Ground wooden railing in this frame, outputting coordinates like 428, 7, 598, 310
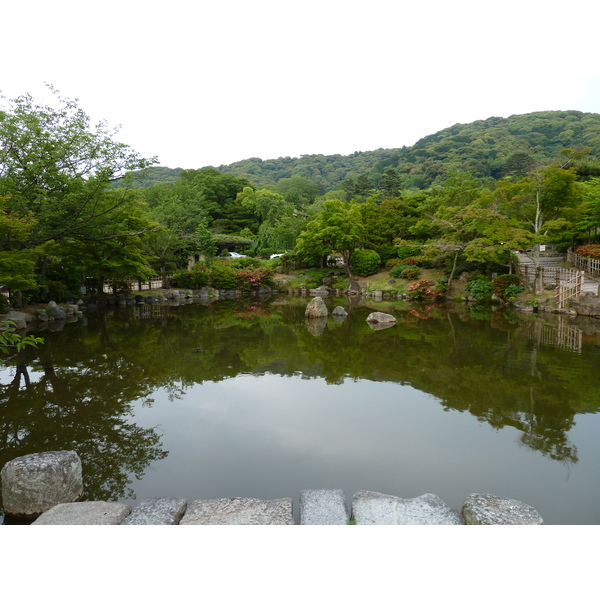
556, 270, 585, 309
514, 263, 584, 308
102, 277, 164, 294
567, 249, 600, 277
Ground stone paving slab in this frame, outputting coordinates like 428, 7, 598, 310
121, 497, 188, 525
461, 493, 543, 525
300, 489, 348, 525
32, 501, 132, 525
180, 497, 295, 525
352, 491, 464, 525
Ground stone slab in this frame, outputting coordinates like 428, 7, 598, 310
352, 491, 463, 525
1, 450, 83, 519
461, 493, 544, 525
300, 489, 348, 525
180, 497, 295, 525
32, 501, 131, 525
121, 497, 188, 525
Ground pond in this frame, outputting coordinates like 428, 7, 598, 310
2, 295, 600, 524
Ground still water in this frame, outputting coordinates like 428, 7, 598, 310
2, 296, 600, 524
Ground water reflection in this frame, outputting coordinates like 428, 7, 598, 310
2, 297, 600, 522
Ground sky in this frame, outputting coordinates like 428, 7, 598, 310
3, 0, 600, 170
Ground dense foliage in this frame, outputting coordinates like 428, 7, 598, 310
3, 88, 600, 306
350, 249, 381, 277
215, 111, 600, 191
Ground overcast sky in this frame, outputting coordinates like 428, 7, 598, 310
3, 0, 599, 169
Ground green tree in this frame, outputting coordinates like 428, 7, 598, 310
0, 87, 157, 297
0, 87, 156, 249
274, 176, 321, 206
295, 199, 364, 275
380, 168, 403, 198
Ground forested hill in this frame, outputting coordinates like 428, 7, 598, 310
134, 110, 600, 191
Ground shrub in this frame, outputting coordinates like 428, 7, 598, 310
235, 266, 274, 291
169, 265, 210, 289
396, 244, 422, 261
406, 279, 441, 301
351, 249, 381, 276
230, 256, 262, 269
492, 274, 524, 300
209, 263, 238, 290
400, 267, 420, 280
465, 277, 493, 301
575, 245, 600, 260
386, 259, 403, 270
389, 264, 404, 278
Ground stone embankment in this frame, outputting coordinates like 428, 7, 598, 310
2, 451, 544, 525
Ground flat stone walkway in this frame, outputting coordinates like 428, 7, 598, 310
29, 490, 543, 525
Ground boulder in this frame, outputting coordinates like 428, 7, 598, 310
1, 450, 84, 520
366, 312, 396, 325
347, 280, 362, 295
180, 497, 295, 525
310, 286, 330, 297
305, 296, 328, 318
121, 497, 188, 525
332, 306, 348, 317
461, 493, 543, 525
300, 489, 348, 525
48, 305, 67, 320
352, 490, 463, 525
32, 501, 131, 525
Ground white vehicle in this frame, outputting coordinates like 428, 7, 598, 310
220, 251, 247, 258
270, 253, 284, 259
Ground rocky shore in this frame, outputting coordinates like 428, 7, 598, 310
2, 451, 544, 525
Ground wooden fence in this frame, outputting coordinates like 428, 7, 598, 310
102, 277, 164, 294
567, 249, 600, 277
515, 263, 584, 308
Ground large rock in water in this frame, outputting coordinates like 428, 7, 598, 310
461, 493, 543, 525
332, 306, 348, 317
1, 450, 84, 520
305, 296, 328, 318
366, 312, 396, 324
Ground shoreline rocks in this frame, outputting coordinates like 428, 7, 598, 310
0, 453, 545, 525
1, 451, 84, 521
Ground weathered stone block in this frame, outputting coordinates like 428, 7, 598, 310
180, 497, 295, 525
352, 491, 463, 525
121, 497, 188, 525
32, 501, 131, 525
300, 489, 348, 525
461, 493, 543, 525
1, 450, 83, 520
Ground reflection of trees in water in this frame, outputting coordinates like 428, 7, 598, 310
2, 300, 598, 495
0, 341, 167, 503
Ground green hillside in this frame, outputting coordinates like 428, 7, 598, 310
129, 110, 600, 191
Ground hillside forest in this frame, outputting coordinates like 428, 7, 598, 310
3, 87, 600, 307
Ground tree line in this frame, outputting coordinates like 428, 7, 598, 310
2, 88, 600, 307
